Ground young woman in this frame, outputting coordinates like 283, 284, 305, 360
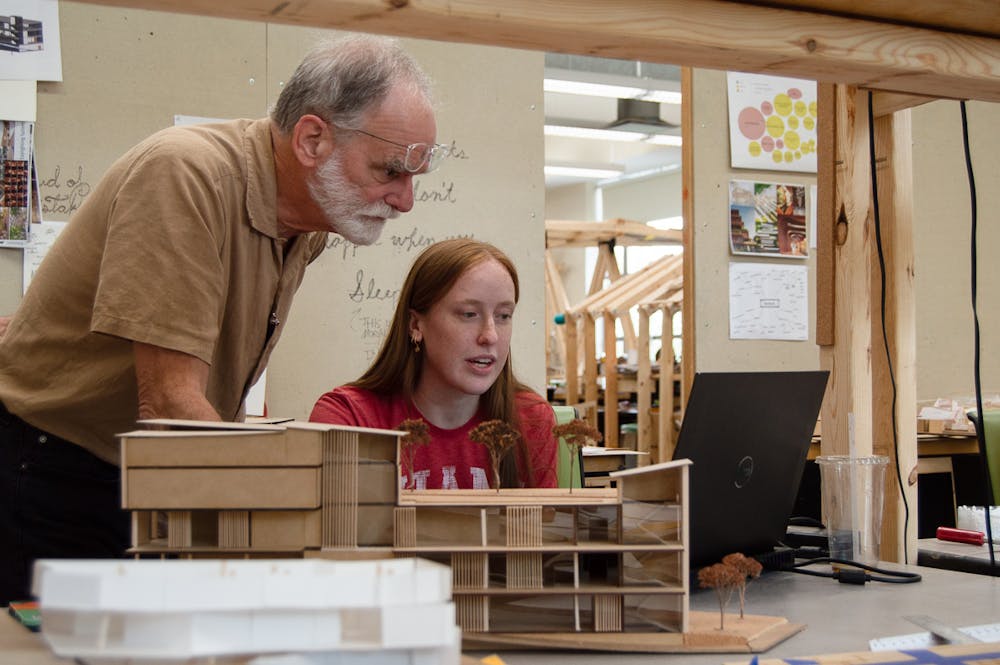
310, 238, 557, 489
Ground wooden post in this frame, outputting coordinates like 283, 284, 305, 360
820, 84, 918, 563
820, 84, 875, 462
659, 303, 677, 463
564, 312, 579, 405
583, 313, 599, 427
544, 250, 569, 380
870, 107, 918, 563
680, 66, 696, 408
603, 311, 619, 448
637, 306, 653, 464
816, 82, 837, 347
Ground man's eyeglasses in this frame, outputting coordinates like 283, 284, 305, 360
352, 128, 447, 174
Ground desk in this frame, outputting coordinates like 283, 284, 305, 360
581, 446, 646, 486
475, 564, 999, 664
808, 433, 980, 460
4, 566, 998, 664
918, 537, 1000, 576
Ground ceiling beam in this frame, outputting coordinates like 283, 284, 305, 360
70, 0, 1000, 102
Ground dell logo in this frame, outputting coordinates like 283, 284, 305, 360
734, 455, 754, 488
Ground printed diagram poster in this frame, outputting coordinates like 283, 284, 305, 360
1, 119, 33, 246
0, 0, 62, 81
729, 262, 808, 341
727, 72, 817, 173
22, 219, 64, 292
730, 179, 808, 257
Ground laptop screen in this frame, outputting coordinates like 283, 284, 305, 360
672, 370, 829, 568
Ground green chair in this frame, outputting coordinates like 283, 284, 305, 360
966, 410, 1000, 505
552, 404, 584, 489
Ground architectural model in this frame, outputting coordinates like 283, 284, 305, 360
110, 419, 796, 652
32, 557, 461, 664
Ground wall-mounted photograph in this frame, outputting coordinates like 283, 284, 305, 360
729, 179, 808, 258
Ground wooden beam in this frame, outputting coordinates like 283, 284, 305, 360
734, 0, 1000, 39
546, 219, 682, 248
870, 91, 938, 118
71, 0, 1000, 102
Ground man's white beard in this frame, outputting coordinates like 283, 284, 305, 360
308, 154, 398, 246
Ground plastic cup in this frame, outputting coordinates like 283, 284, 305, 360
815, 455, 888, 565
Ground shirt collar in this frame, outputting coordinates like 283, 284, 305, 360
244, 118, 280, 239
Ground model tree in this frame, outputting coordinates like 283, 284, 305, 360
697, 562, 744, 630
551, 418, 602, 492
469, 419, 520, 490
397, 418, 430, 490
722, 552, 763, 619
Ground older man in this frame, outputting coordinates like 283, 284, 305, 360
0, 34, 444, 604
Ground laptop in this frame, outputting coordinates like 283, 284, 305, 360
672, 370, 829, 568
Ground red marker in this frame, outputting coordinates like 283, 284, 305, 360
936, 526, 985, 545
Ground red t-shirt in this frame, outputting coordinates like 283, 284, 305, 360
309, 386, 558, 489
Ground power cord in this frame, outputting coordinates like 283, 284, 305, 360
789, 557, 922, 585
759, 546, 921, 584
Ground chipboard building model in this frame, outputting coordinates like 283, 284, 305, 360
113, 420, 695, 651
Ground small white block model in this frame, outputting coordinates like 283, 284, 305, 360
32, 558, 460, 664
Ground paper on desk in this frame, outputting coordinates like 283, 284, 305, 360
918, 406, 956, 420
870, 622, 1000, 651
582, 446, 647, 456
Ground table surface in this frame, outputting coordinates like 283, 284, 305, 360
5, 563, 998, 665
471, 562, 1000, 664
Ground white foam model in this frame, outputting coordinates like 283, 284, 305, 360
32, 558, 460, 664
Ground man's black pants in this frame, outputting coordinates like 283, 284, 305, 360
0, 402, 130, 605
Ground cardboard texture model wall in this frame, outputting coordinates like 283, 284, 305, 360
118, 420, 801, 652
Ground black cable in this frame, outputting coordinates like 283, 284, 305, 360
866, 91, 911, 564
960, 100, 998, 571
789, 556, 922, 584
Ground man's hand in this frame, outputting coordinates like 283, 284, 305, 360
134, 342, 221, 422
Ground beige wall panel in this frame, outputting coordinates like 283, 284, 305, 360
267, 38, 546, 419
10, 3, 546, 423
912, 100, 1000, 402
4, 1, 266, 304
691, 69, 820, 373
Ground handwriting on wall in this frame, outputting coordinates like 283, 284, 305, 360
334, 140, 472, 359
40, 165, 91, 218
327, 214, 476, 360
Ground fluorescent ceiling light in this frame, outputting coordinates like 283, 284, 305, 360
648, 216, 684, 230
545, 165, 624, 179
544, 78, 645, 99
545, 124, 682, 146
544, 78, 681, 105
545, 125, 645, 142
644, 134, 683, 147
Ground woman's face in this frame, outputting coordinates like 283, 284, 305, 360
410, 258, 516, 402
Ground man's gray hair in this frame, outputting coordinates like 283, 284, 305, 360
270, 34, 432, 135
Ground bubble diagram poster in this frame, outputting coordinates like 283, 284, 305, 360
727, 72, 817, 173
